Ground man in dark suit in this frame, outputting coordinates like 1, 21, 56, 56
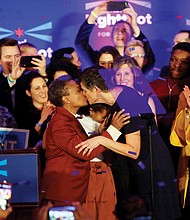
0, 38, 24, 114
41, 75, 124, 206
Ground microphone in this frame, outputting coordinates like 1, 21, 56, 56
138, 113, 155, 120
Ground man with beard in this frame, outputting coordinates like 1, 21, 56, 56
0, 38, 24, 114
150, 42, 190, 174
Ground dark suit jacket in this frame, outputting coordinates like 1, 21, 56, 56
41, 107, 111, 205
0, 73, 14, 114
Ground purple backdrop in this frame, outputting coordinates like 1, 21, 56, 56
0, 0, 189, 80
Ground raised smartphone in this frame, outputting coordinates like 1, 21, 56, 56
0, 181, 12, 210
20, 55, 42, 67
48, 206, 76, 220
107, 1, 129, 11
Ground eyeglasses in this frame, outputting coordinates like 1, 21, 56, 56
130, 54, 145, 58
170, 56, 190, 65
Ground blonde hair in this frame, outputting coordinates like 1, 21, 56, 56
112, 55, 143, 88
125, 39, 144, 48
19, 42, 37, 55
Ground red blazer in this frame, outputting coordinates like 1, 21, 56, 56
41, 107, 111, 205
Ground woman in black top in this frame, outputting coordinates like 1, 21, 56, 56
16, 71, 55, 148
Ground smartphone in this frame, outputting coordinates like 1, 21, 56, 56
0, 181, 12, 210
20, 55, 42, 68
48, 206, 76, 220
107, 1, 129, 11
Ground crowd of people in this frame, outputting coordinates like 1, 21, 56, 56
0, 1, 190, 220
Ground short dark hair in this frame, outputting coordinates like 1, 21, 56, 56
172, 42, 190, 54
48, 75, 72, 107
79, 67, 110, 92
47, 60, 81, 84
90, 103, 111, 113
77, 103, 111, 116
24, 71, 46, 92
50, 47, 75, 63
96, 46, 120, 65
0, 38, 20, 57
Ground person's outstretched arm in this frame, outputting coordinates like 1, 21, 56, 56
75, 2, 107, 64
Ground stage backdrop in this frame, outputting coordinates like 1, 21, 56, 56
0, 0, 189, 80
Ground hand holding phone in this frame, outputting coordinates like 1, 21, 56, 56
20, 56, 42, 68
48, 206, 76, 220
0, 181, 12, 211
107, 1, 129, 11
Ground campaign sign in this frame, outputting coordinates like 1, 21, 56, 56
0, 128, 29, 150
